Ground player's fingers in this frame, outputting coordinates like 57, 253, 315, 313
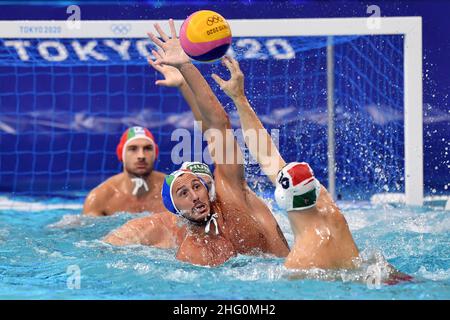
155, 80, 168, 86
154, 23, 170, 41
147, 57, 163, 71
147, 32, 165, 48
169, 19, 177, 39
211, 73, 226, 87
230, 56, 241, 72
152, 49, 162, 60
222, 56, 235, 73
157, 48, 166, 58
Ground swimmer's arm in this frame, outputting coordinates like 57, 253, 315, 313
149, 20, 244, 183
179, 81, 204, 128
82, 190, 106, 216
212, 57, 286, 185
284, 235, 322, 270
181, 63, 244, 183
103, 217, 161, 246
176, 240, 212, 266
180, 63, 245, 183
147, 54, 204, 129
232, 94, 286, 185
268, 223, 290, 257
103, 227, 136, 246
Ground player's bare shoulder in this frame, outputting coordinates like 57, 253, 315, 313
82, 173, 122, 216
95, 173, 123, 196
151, 170, 166, 183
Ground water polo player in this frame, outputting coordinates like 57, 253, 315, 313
102, 162, 214, 248
161, 168, 236, 266
211, 55, 414, 284
211, 56, 362, 269
147, 19, 290, 258
82, 126, 168, 216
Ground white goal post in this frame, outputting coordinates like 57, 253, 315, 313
0, 17, 423, 205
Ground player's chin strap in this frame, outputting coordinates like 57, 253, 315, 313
181, 211, 219, 235
131, 177, 149, 195
204, 213, 219, 235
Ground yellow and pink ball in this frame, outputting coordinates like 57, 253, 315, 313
179, 10, 232, 62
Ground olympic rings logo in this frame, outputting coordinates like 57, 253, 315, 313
110, 24, 131, 35
206, 15, 223, 26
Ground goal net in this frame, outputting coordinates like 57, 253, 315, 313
0, 18, 423, 205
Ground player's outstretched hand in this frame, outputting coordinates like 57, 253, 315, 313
147, 19, 191, 68
147, 49, 185, 87
212, 56, 245, 100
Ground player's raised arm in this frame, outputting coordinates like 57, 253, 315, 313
212, 56, 286, 185
148, 19, 244, 184
147, 50, 204, 130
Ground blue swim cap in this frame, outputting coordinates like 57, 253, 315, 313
161, 169, 209, 215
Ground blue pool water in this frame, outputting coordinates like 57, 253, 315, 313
0, 194, 449, 300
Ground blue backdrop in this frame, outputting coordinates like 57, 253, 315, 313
0, 0, 448, 199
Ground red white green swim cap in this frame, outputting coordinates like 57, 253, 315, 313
275, 162, 321, 211
116, 126, 159, 162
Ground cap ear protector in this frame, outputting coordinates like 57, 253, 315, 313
274, 162, 321, 211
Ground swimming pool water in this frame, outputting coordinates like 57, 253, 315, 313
0, 194, 449, 300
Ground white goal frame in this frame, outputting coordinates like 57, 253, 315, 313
0, 17, 423, 205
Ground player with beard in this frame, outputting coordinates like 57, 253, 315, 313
161, 169, 236, 266
83, 126, 167, 217
103, 21, 290, 256
145, 19, 290, 259
83, 127, 186, 249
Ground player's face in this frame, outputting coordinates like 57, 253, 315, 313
172, 174, 211, 222
124, 138, 155, 177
